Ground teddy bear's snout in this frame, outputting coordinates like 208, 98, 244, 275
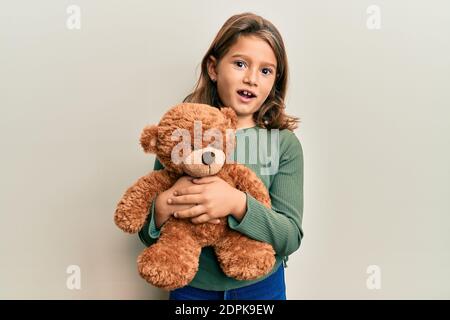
202, 151, 215, 165
181, 146, 226, 177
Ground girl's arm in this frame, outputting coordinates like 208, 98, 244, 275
138, 158, 167, 246
138, 159, 217, 246
227, 132, 304, 258
171, 131, 304, 258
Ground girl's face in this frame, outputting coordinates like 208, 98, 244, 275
207, 35, 277, 127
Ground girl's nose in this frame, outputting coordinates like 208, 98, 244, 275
244, 70, 258, 86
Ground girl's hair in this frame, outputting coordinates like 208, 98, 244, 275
183, 12, 299, 131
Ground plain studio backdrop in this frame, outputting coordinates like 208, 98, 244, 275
1, 0, 449, 299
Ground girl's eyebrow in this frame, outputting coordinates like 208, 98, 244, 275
231, 53, 277, 69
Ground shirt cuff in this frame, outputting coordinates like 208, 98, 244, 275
148, 198, 161, 239
227, 192, 270, 239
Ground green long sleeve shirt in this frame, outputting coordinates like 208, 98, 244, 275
138, 125, 304, 291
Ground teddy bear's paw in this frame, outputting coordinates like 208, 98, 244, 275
114, 211, 146, 234
218, 242, 276, 281
137, 243, 201, 291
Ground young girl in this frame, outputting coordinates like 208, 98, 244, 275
139, 12, 304, 300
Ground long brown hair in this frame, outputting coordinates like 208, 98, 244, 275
183, 12, 299, 131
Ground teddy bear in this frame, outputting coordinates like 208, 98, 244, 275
114, 102, 275, 290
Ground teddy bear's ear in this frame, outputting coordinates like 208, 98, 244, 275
220, 107, 238, 129
140, 125, 159, 153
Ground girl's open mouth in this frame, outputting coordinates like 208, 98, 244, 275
237, 90, 256, 102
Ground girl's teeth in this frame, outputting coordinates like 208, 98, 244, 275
239, 90, 254, 98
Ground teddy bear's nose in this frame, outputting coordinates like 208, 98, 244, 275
202, 151, 215, 165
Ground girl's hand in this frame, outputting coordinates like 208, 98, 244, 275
154, 176, 220, 228
168, 176, 247, 224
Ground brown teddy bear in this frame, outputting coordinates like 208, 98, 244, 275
114, 103, 275, 290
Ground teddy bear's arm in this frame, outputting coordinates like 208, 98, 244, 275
225, 164, 271, 209
114, 170, 177, 233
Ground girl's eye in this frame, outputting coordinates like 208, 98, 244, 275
234, 60, 246, 68
262, 68, 273, 76
234, 60, 274, 76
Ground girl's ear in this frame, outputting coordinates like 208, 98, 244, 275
140, 125, 158, 153
220, 107, 238, 129
207, 55, 218, 82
